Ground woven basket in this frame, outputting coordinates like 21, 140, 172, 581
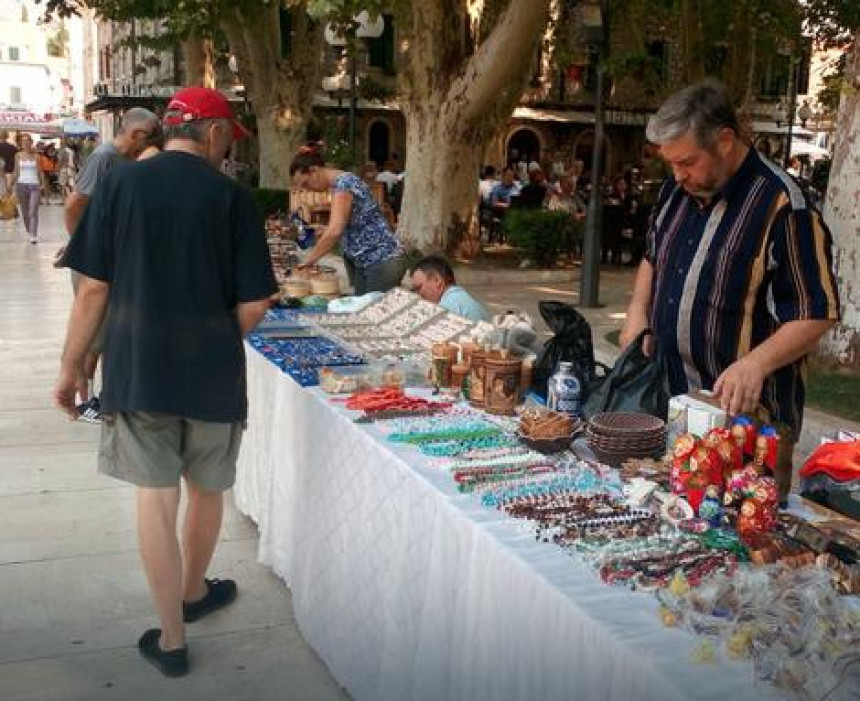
517, 432, 574, 455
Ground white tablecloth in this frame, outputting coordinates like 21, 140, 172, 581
235, 347, 785, 701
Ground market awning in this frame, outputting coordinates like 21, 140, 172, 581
512, 106, 651, 127
0, 111, 62, 135
59, 118, 99, 136
751, 121, 814, 137
512, 106, 594, 124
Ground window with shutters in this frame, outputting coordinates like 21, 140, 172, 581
367, 15, 395, 74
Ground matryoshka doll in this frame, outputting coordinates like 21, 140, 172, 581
670, 434, 697, 495
723, 467, 751, 511
751, 476, 779, 531
698, 484, 724, 528
731, 415, 758, 460
754, 426, 780, 473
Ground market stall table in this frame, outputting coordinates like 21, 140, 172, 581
234, 344, 787, 701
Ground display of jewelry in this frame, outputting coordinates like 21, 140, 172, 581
656, 565, 860, 700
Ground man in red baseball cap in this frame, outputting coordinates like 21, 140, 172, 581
164, 86, 250, 141
56, 85, 275, 677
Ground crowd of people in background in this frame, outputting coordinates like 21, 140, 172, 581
0, 129, 100, 214
476, 144, 670, 265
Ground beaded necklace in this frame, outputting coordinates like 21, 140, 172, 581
389, 426, 502, 445
419, 434, 521, 457
440, 451, 549, 471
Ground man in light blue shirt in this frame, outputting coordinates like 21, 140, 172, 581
410, 256, 489, 322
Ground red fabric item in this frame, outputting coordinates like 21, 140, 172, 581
165, 87, 249, 140
799, 440, 860, 482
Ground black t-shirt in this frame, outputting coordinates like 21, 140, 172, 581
63, 150, 277, 422
0, 141, 18, 174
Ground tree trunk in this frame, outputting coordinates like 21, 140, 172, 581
396, 0, 552, 252
821, 35, 860, 366
221, 4, 323, 189
182, 35, 214, 88
255, 103, 308, 190
397, 106, 485, 253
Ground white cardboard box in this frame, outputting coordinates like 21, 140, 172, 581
667, 391, 729, 444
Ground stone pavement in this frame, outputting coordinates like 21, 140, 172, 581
0, 207, 347, 701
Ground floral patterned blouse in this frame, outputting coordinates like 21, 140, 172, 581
333, 173, 401, 267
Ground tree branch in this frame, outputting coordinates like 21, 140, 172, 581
444, 0, 550, 127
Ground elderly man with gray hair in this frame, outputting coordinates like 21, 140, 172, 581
620, 79, 839, 502
61, 107, 160, 422
56, 87, 275, 677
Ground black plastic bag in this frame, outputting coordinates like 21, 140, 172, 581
582, 329, 670, 420
531, 301, 600, 399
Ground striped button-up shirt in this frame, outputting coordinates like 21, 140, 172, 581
646, 148, 839, 438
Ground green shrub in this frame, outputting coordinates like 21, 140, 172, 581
501, 209, 582, 266
249, 188, 289, 218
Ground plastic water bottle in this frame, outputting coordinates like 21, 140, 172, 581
547, 361, 582, 418
290, 212, 316, 250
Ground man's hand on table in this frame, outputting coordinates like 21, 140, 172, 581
713, 356, 766, 416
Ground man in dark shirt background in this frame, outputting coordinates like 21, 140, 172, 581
516, 165, 550, 209
0, 130, 18, 191
55, 87, 276, 677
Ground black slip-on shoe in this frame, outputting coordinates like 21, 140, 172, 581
137, 628, 189, 678
183, 578, 238, 623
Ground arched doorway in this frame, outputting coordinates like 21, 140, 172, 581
367, 120, 391, 167
506, 127, 542, 167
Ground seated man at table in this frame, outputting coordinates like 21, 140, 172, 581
410, 256, 489, 322
515, 165, 550, 209
489, 166, 518, 213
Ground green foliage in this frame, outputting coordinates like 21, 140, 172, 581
249, 188, 289, 218
322, 116, 355, 170
46, 22, 69, 57
502, 209, 582, 267
357, 74, 394, 102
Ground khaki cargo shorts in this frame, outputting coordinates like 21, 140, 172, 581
99, 412, 244, 491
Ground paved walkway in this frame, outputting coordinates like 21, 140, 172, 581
0, 207, 347, 701
0, 207, 852, 700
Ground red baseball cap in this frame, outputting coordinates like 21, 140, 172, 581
164, 86, 249, 140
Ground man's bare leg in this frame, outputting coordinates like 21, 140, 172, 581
137, 487, 185, 650
181, 479, 224, 604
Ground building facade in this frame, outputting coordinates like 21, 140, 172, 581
0, 0, 74, 118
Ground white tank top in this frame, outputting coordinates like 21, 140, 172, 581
18, 157, 40, 185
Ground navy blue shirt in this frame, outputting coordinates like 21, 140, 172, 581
646, 148, 839, 438
63, 151, 277, 423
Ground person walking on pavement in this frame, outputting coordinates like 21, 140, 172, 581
0, 129, 18, 192
11, 133, 47, 244
54, 87, 277, 678
62, 107, 160, 423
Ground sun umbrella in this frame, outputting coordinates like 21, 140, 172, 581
61, 118, 99, 136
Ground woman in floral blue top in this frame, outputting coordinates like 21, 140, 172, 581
291, 148, 406, 295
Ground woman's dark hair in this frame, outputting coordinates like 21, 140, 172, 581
412, 255, 456, 285
289, 145, 325, 176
